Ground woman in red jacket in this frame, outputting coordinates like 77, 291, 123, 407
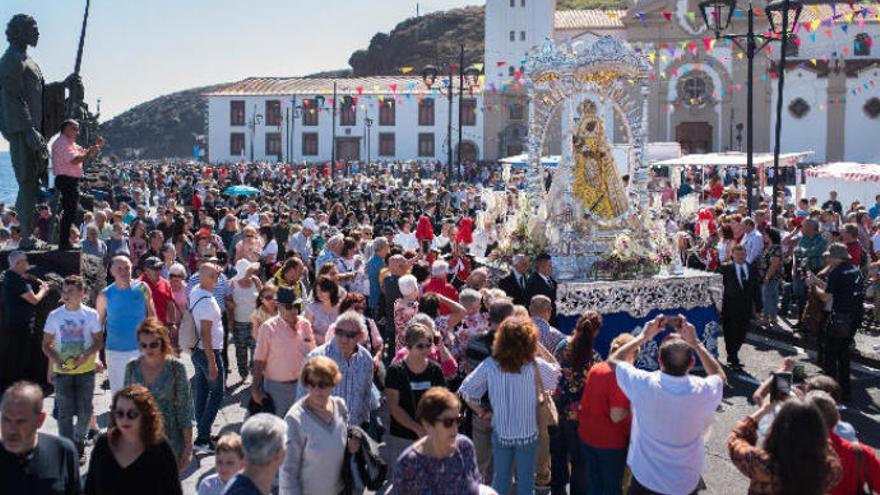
578, 333, 639, 495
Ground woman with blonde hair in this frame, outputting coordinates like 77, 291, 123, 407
84, 384, 183, 494
279, 356, 357, 494
124, 318, 194, 470
459, 316, 561, 495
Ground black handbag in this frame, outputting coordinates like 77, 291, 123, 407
246, 393, 275, 416
826, 312, 853, 339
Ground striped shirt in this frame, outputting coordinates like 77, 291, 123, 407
186, 273, 231, 312
297, 339, 374, 427
459, 357, 560, 446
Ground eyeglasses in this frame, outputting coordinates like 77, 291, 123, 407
114, 408, 141, 421
434, 415, 463, 429
139, 341, 161, 350
261, 295, 276, 301
280, 302, 302, 312
413, 343, 431, 350
170, 274, 185, 279
336, 329, 360, 340
307, 380, 334, 389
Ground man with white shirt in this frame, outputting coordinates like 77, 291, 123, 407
740, 218, 764, 265
392, 219, 419, 251
608, 315, 725, 495
190, 261, 225, 453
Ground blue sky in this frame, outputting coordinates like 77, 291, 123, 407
0, 0, 477, 151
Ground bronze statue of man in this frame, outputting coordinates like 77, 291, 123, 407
0, 14, 76, 248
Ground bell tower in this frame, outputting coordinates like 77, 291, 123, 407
483, 0, 557, 160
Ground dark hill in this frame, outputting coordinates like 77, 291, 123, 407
100, 2, 627, 159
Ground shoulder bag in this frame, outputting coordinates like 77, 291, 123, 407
532, 361, 558, 428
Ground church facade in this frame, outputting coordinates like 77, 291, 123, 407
483, 0, 880, 164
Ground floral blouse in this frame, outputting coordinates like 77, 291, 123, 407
394, 298, 420, 352
553, 337, 601, 422
391, 435, 482, 495
451, 312, 490, 370
727, 416, 841, 495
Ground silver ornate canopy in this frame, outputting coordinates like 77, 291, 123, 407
523, 35, 652, 280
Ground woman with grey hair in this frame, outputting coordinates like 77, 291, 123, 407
224, 413, 288, 495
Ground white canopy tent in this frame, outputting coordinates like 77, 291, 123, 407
805, 162, 880, 207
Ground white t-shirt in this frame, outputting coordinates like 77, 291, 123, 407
261, 238, 278, 259
190, 287, 223, 350
43, 305, 102, 374
615, 363, 723, 495
393, 231, 419, 251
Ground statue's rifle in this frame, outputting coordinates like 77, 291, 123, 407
74, 0, 90, 78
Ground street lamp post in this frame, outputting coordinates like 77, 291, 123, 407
290, 98, 302, 165
766, 0, 803, 227
247, 104, 263, 163
365, 116, 374, 165
422, 44, 482, 185
699, 0, 800, 219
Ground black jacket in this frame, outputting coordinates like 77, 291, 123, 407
498, 270, 530, 307
525, 272, 558, 324
720, 262, 762, 319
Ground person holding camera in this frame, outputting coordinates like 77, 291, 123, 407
607, 315, 725, 495
727, 393, 841, 495
809, 243, 863, 402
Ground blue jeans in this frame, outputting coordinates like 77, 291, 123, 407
191, 348, 225, 442
54, 371, 95, 445
583, 444, 628, 495
550, 420, 587, 495
492, 433, 538, 495
761, 279, 781, 318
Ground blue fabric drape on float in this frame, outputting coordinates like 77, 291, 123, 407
558, 305, 721, 370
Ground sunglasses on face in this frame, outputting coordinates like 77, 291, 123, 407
261, 294, 276, 301
114, 408, 141, 421
139, 341, 161, 350
434, 415, 464, 429
336, 329, 360, 340
280, 302, 302, 312
307, 380, 333, 389
413, 342, 431, 350
170, 274, 185, 279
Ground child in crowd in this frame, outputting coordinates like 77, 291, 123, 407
197, 433, 245, 495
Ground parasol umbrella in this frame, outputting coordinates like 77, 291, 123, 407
223, 185, 260, 196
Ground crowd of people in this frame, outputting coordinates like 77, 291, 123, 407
0, 146, 879, 495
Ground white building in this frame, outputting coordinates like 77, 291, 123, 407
483, 0, 880, 163
205, 76, 483, 164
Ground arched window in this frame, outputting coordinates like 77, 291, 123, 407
854, 33, 871, 56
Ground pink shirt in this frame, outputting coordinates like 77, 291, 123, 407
51, 135, 86, 178
254, 315, 315, 382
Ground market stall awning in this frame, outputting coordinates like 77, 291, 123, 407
804, 162, 880, 182
499, 154, 560, 168
652, 151, 814, 168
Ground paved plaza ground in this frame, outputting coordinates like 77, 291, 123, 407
38, 318, 880, 494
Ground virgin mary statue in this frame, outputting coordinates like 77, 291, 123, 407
571, 100, 628, 219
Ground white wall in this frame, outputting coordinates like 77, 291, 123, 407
484, 0, 556, 89
844, 68, 880, 163
208, 93, 483, 163
769, 68, 829, 162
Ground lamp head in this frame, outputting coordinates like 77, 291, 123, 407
422, 65, 439, 88
464, 65, 482, 87
766, 0, 803, 37
698, 0, 736, 34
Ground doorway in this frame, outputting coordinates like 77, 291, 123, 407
676, 122, 713, 154
335, 138, 361, 161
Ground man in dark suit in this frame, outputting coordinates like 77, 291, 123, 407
526, 253, 558, 325
720, 244, 762, 370
498, 254, 531, 307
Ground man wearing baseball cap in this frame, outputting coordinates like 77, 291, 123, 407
810, 242, 864, 401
